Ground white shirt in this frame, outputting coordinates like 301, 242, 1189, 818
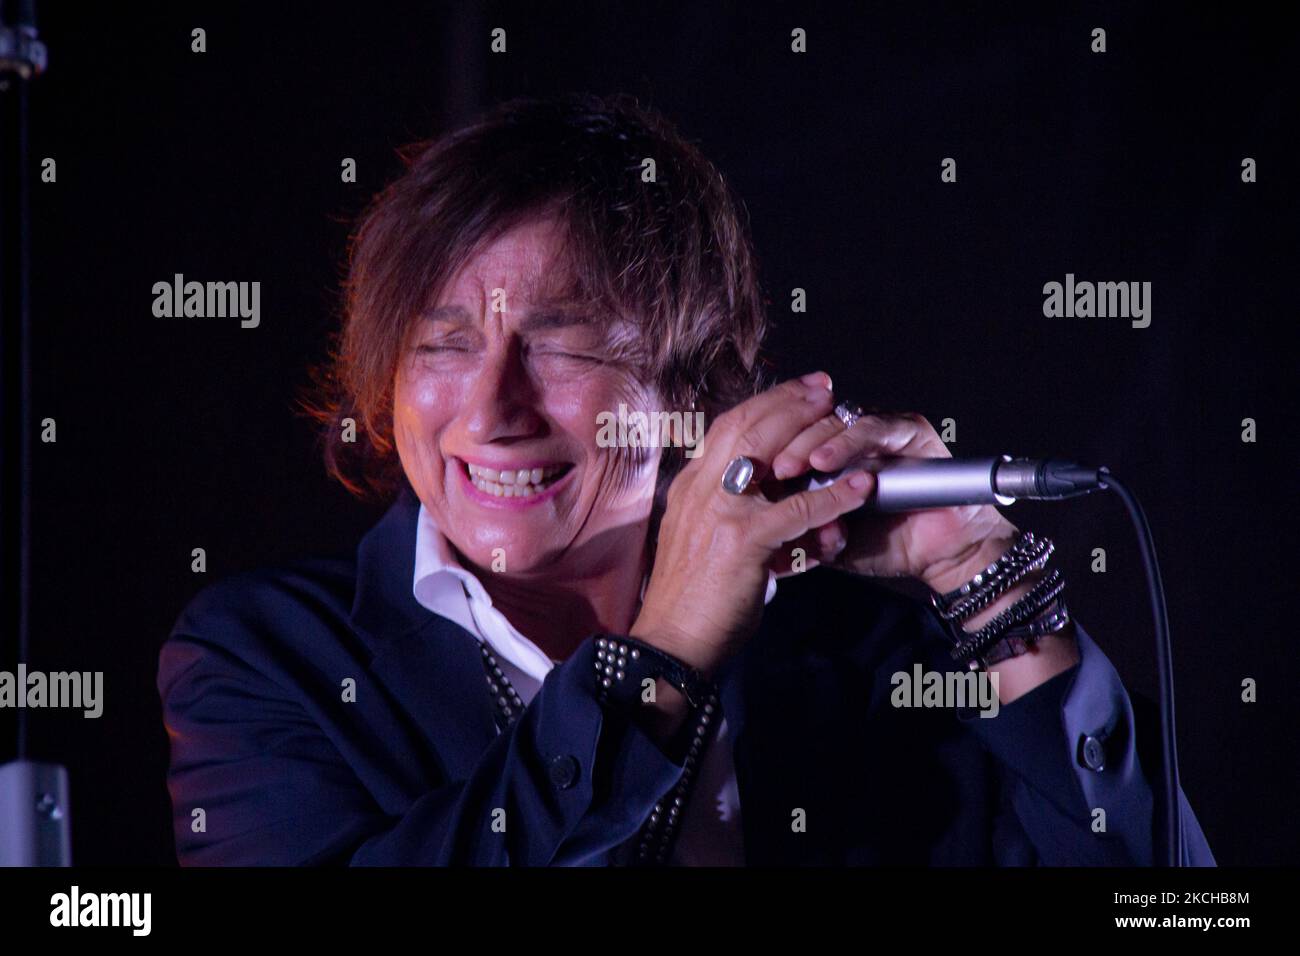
411, 503, 772, 866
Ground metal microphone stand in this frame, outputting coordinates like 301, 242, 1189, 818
0, 0, 70, 867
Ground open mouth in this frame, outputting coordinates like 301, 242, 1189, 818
463, 461, 572, 499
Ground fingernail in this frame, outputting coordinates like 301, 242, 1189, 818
804, 384, 831, 402
848, 470, 871, 491
800, 371, 831, 390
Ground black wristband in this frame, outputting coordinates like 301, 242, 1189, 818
593, 635, 717, 710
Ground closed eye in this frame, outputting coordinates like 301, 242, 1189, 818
527, 348, 608, 366
539, 349, 601, 361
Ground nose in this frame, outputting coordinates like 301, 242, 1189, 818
462, 336, 546, 443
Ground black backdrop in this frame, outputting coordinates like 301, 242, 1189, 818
6, 1, 1294, 865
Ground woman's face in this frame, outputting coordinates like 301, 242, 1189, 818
393, 218, 662, 576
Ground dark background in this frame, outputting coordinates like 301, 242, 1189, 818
4, 1, 1294, 865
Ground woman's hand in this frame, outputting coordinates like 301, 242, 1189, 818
770, 405, 1081, 702
631, 373, 875, 679
769, 408, 1018, 593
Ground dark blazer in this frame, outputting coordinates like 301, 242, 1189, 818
158, 483, 1214, 865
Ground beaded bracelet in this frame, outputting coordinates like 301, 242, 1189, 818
933, 530, 1033, 603
941, 544, 1054, 623
949, 569, 1067, 664
932, 531, 1054, 622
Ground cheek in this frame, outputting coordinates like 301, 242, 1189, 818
393, 370, 457, 468
552, 372, 656, 441
552, 374, 662, 491
399, 356, 479, 424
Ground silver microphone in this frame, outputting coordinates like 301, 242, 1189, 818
804, 455, 1105, 512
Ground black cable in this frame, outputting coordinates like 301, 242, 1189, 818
1099, 468, 1181, 867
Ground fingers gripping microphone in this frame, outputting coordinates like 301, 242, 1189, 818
805, 455, 1105, 512
802, 454, 1184, 867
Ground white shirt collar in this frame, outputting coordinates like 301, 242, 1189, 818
411, 502, 778, 682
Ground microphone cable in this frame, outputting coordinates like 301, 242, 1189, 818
1098, 468, 1181, 867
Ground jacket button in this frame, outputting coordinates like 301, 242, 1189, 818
1079, 734, 1107, 772
547, 754, 580, 790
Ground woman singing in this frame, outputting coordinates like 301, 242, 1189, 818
158, 93, 1213, 866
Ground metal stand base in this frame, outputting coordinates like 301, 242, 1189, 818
0, 760, 70, 865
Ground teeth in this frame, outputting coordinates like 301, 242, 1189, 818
465, 462, 567, 497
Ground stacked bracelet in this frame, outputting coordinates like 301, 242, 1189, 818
949, 570, 1067, 665
931, 531, 1053, 621
930, 532, 1072, 670
979, 600, 1072, 665
946, 548, 1052, 621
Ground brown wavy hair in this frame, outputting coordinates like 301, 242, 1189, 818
300, 92, 771, 505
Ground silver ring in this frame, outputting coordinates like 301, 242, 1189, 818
721, 455, 755, 495
833, 400, 866, 429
